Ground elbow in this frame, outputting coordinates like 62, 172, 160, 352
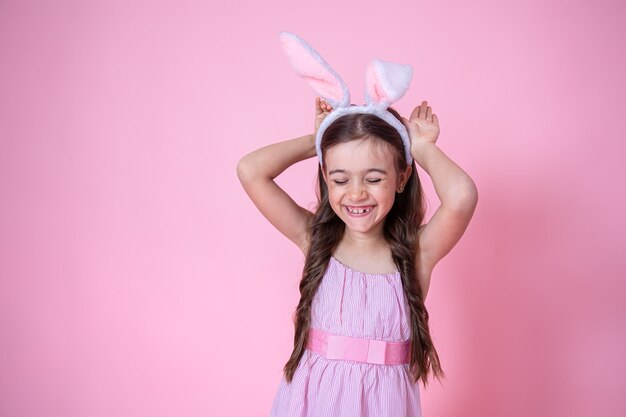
451, 178, 479, 213
236, 155, 253, 184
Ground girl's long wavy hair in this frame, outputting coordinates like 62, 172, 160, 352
282, 107, 445, 387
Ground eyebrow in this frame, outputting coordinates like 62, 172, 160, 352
328, 168, 388, 175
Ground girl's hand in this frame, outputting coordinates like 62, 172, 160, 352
401, 100, 440, 156
314, 96, 333, 134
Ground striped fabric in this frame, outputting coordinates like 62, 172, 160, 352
269, 256, 422, 417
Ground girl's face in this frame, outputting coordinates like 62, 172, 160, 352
322, 137, 411, 238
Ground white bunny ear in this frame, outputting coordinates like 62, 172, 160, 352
278, 31, 350, 109
364, 58, 413, 108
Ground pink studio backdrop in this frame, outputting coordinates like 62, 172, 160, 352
1, 0, 625, 416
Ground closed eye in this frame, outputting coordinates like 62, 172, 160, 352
332, 179, 381, 185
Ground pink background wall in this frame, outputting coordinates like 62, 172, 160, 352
1, 0, 624, 416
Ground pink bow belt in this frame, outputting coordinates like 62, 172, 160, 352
306, 327, 411, 365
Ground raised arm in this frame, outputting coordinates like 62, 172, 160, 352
237, 97, 334, 255
402, 101, 479, 277
236, 133, 317, 255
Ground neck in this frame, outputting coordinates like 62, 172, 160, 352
342, 226, 386, 250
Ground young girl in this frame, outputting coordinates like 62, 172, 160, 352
237, 32, 478, 417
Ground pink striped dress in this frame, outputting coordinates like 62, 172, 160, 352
269, 255, 422, 417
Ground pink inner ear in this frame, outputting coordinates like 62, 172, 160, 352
365, 62, 390, 102
280, 34, 345, 103
365, 59, 413, 105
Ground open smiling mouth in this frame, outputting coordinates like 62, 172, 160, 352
344, 205, 375, 215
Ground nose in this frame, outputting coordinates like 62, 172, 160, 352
348, 181, 367, 201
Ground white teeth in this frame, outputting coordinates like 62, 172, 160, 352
347, 206, 372, 214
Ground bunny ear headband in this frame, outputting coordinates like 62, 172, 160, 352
278, 31, 414, 166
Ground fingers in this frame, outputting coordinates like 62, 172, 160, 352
315, 96, 321, 113
319, 98, 332, 112
316, 96, 328, 113
410, 100, 434, 121
419, 101, 429, 120
315, 96, 334, 122
410, 105, 421, 120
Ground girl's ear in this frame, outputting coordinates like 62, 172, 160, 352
321, 167, 329, 185
399, 164, 412, 189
